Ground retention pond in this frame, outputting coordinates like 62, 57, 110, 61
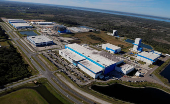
19, 31, 38, 36
160, 64, 170, 83
91, 84, 170, 104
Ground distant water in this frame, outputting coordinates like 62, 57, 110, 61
125, 39, 153, 49
160, 64, 170, 82
19, 31, 38, 36
55, 5, 170, 23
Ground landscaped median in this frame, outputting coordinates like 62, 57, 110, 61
31, 56, 46, 71
38, 54, 58, 71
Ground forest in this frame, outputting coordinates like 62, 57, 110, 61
0, 1, 170, 53
0, 26, 31, 87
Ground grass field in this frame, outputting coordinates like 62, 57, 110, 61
0, 89, 48, 104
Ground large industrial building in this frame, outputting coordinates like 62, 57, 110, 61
136, 51, 161, 64
8, 19, 23, 23
9, 20, 27, 23
8, 19, 33, 29
115, 64, 134, 74
11, 23, 33, 29
27, 35, 53, 47
102, 43, 121, 54
59, 43, 123, 78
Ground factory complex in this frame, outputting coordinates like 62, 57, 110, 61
102, 43, 121, 54
27, 35, 53, 47
59, 43, 125, 78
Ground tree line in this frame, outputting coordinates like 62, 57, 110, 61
0, 26, 31, 87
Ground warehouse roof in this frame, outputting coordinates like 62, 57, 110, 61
100, 51, 123, 62
102, 43, 121, 50
8, 19, 23, 22
137, 51, 161, 60
9, 20, 26, 23
119, 64, 134, 71
78, 60, 103, 74
11, 23, 31, 27
28, 35, 53, 43
60, 49, 85, 61
66, 43, 122, 67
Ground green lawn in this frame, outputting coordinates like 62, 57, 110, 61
0, 89, 48, 104
137, 60, 146, 65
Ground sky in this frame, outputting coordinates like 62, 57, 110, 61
6, 0, 170, 18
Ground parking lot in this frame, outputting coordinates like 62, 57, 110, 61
42, 51, 93, 85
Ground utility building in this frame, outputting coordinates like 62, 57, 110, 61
102, 43, 121, 54
136, 51, 161, 64
59, 43, 123, 78
27, 35, 53, 47
115, 64, 134, 75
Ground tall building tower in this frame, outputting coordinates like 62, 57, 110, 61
113, 30, 118, 36
133, 38, 142, 52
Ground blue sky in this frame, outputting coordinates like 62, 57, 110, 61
7, 0, 170, 18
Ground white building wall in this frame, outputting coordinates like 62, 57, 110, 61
115, 66, 134, 75
77, 64, 101, 78
59, 50, 73, 63
102, 44, 121, 54
116, 48, 121, 53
